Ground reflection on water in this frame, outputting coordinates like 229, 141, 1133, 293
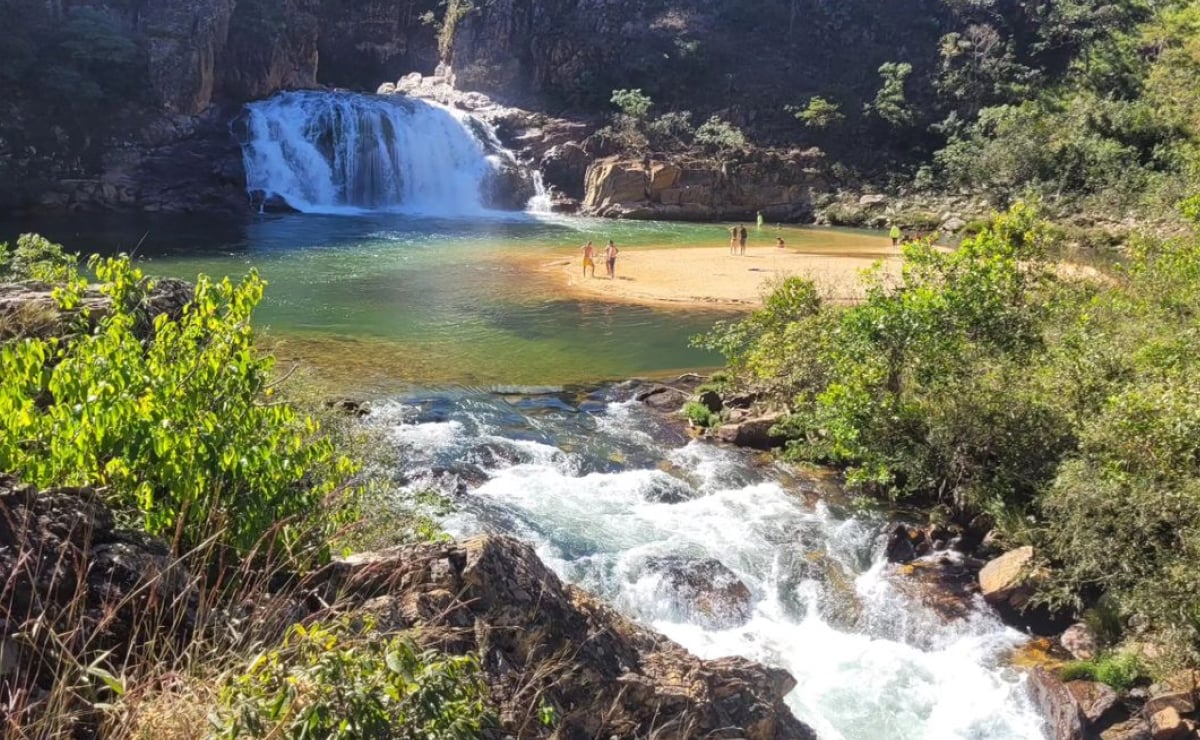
0, 211, 885, 389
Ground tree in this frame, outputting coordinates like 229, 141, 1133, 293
870, 62, 915, 126
793, 96, 845, 129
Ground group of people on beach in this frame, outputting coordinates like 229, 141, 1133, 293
581, 239, 619, 279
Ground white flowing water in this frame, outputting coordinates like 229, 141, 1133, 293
369, 388, 1048, 740
240, 91, 520, 215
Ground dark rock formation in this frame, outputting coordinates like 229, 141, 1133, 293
636, 383, 691, 412
321, 536, 814, 739
1027, 667, 1087, 740
716, 412, 787, 450
644, 555, 755, 629
0, 476, 197, 696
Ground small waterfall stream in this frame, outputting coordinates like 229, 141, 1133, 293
239, 91, 540, 215
369, 387, 1048, 740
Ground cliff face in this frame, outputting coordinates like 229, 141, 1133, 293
0, 0, 439, 213
1, 0, 953, 215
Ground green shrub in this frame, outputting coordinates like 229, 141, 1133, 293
611, 88, 653, 120
1059, 652, 1142, 691
0, 252, 356, 561
694, 116, 748, 153
214, 618, 493, 739
0, 232, 78, 282
682, 401, 719, 428
792, 96, 845, 129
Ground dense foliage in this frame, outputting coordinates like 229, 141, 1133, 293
700, 205, 1200, 662
0, 250, 356, 560
215, 618, 493, 739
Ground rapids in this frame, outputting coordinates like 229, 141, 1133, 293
368, 386, 1049, 740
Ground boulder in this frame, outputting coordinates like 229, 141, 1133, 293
1061, 623, 1099, 661
1100, 717, 1152, 740
0, 477, 197, 698
540, 142, 591, 199
697, 389, 724, 414
979, 546, 1036, 610
0, 278, 195, 341
884, 523, 929, 564
1148, 707, 1185, 740
582, 157, 648, 213
636, 384, 690, 411
1066, 680, 1120, 725
1143, 691, 1196, 718
941, 216, 968, 233
645, 556, 755, 629
323, 536, 813, 739
1026, 667, 1086, 740
716, 413, 786, 450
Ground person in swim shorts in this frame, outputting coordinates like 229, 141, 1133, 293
581, 240, 596, 277
605, 239, 619, 279
738, 225, 748, 255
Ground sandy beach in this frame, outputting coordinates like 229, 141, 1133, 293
523, 239, 906, 308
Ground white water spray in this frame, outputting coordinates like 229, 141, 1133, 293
369, 391, 1049, 740
239, 91, 519, 215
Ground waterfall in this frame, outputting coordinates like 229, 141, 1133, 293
239, 90, 524, 215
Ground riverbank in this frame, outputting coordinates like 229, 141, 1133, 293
521, 237, 904, 308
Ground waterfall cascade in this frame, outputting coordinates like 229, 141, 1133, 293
238, 90, 539, 215
369, 388, 1049, 740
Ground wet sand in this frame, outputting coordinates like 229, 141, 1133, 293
522, 238, 906, 308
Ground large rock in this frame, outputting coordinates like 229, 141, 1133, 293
716, 412, 787, 450
580, 152, 823, 221
644, 556, 754, 629
1066, 680, 1120, 726
0, 477, 197, 700
323, 536, 814, 739
1147, 707, 1185, 740
979, 546, 1036, 610
1061, 622, 1099, 661
1026, 667, 1086, 740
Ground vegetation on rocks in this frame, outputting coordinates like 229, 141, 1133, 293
699, 204, 1200, 666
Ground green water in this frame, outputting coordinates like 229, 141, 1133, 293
2, 211, 878, 391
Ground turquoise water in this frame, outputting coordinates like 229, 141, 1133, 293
2, 211, 876, 390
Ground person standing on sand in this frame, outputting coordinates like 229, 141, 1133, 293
605, 239, 619, 279
729, 226, 738, 255
581, 240, 596, 277
738, 225, 748, 256
890, 224, 902, 245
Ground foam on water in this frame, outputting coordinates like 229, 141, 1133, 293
240, 91, 513, 215
370, 390, 1048, 739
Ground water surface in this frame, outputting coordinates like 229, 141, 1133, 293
2, 212, 882, 389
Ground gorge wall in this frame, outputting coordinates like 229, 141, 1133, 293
0, 0, 952, 215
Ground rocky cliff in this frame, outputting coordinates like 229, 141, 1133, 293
580, 151, 826, 221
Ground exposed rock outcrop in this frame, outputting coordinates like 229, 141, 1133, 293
581, 152, 825, 221
0, 278, 195, 340
0, 477, 198, 701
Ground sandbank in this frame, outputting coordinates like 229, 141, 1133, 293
522, 239, 905, 308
